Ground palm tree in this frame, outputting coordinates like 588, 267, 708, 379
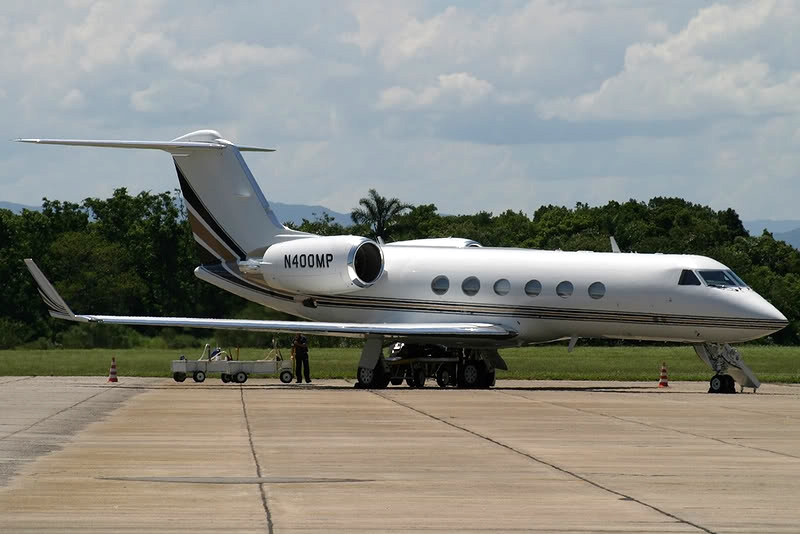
351, 189, 412, 241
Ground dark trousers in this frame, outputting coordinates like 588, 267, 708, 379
295, 354, 310, 382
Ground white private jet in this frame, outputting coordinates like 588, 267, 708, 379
18, 130, 788, 393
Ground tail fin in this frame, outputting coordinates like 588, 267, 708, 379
17, 129, 308, 260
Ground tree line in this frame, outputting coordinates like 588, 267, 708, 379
1, 189, 798, 349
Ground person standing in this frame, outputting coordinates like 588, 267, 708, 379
292, 333, 311, 383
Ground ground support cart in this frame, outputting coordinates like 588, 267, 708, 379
171, 344, 294, 384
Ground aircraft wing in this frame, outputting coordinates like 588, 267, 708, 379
24, 259, 516, 341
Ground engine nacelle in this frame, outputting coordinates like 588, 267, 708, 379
261, 236, 384, 294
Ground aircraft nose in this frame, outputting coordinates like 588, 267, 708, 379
748, 293, 788, 329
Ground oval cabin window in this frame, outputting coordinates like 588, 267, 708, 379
556, 281, 574, 298
493, 279, 511, 296
462, 276, 481, 296
524, 279, 542, 297
431, 276, 449, 295
588, 281, 606, 299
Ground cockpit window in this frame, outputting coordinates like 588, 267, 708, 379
726, 270, 748, 287
678, 270, 701, 286
699, 270, 745, 288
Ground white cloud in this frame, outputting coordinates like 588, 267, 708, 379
130, 80, 210, 113
173, 43, 307, 73
339, 1, 422, 53
538, 0, 800, 120
377, 72, 492, 109
1, 1, 800, 223
60, 89, 86, 110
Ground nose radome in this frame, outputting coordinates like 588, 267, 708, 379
751, 293, 788, 325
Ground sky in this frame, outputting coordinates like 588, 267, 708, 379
1, 0, 798, 220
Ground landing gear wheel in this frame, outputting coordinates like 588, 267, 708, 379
480, 369, 496, 389
376, 373, 391, 389
221, 373, 231, 383
279, 370, 293, 384
234, 371, 247, 384
436, 365, 454, 388
193, 370, 206, 383
411, 367, 426, 388
357, 366, 376, 388
173, 372, 186, 382
709, 375, 724, 393
723, 374, 736, 394
709, 374, 737, 394
390, 377, 404, 386
459, 362, 481, 388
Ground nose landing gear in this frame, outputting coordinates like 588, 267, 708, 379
695, 343, 759, 394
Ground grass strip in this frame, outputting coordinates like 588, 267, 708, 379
1, 345, 798, 383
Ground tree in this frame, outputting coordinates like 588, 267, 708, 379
350, 189, 412, 241
287, 212, 348, 236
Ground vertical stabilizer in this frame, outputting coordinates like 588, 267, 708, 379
170, 130, 308, 261
16, 129, 310, 261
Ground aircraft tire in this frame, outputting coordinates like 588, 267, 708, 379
436, 365, 454, 388
173, 372, 186, 382
459, 362, 481, 388
357, 366, 376, 388
709, 375, 724, 393
480, 369, 496, 389
279, 370, 293, 384
412, 367, 426, 388
376, 372, 391, 389
390, 377, 404, 386
234, 371, 247, 384
723, 374, 736, 394
193, 370, 206, 383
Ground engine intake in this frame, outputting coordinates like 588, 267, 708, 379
261, 236, 384, 294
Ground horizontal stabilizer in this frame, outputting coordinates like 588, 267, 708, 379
15, 138, 274, 153
24, 259, 516, 341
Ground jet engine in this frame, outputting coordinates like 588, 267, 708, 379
260, 235, 384, 294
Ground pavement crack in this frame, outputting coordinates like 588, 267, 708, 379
370, 390, 715, 534
241, 386, 274, 534
0, 386, 111, 442
0, 376, 35, 386
498, 390, 800, 461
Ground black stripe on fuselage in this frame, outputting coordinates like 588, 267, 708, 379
174, 162, 247, 260
197, 264, 784, 331
306, 294, 784, 331
200, 263, 294, 303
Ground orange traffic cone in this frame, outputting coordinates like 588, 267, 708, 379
107, 357, 118, 383
658, 362, 668, 388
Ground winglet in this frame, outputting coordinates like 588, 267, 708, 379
23, 259, 86, 322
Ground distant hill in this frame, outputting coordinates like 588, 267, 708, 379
269, 202, 351, 226
744, 219, 800, 235
0, 201, 40, 213
774, 228, 800, 250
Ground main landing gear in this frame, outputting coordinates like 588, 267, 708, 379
694, 343, 760, 394
354, 337, 506, 389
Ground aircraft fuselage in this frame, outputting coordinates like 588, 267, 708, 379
197, 245, 788, 346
